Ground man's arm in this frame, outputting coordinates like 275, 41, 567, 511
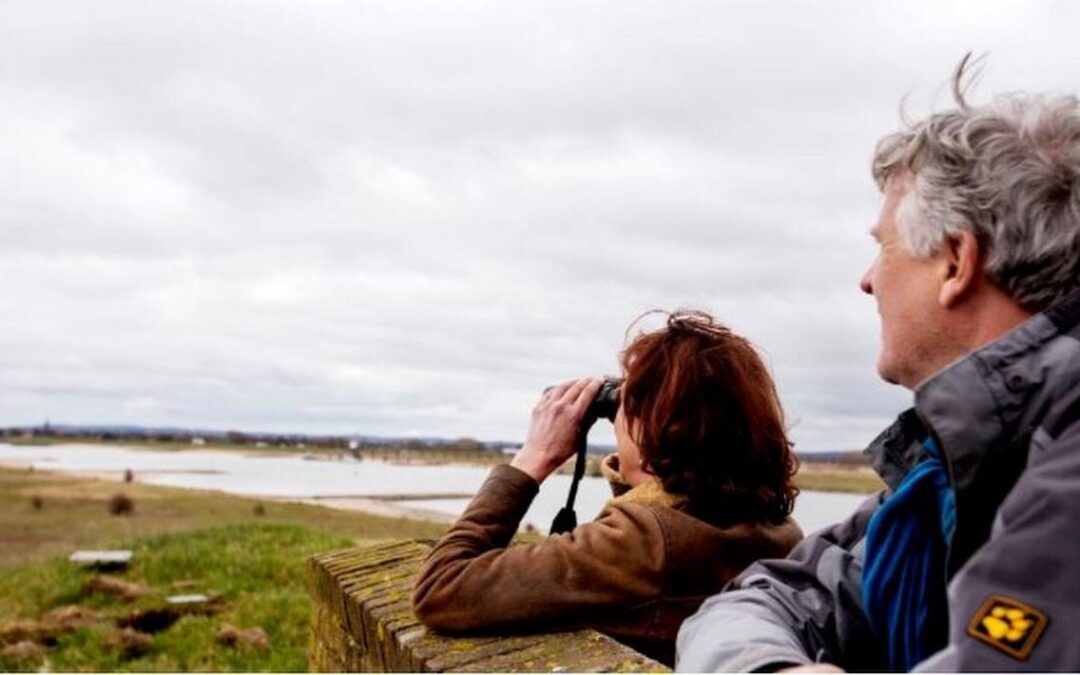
676, 493, 884, 672
916, 412, 1080, 671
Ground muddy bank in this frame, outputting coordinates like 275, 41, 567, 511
0, 458, 461, 526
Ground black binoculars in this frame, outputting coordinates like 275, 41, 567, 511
548, 377, 622, 536
587, 378, 622, 424
543, 377, 622, 426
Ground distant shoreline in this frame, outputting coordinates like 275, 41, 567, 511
0, 455, 462, 526
1, 438, 885, 497
0, 441, 877, 537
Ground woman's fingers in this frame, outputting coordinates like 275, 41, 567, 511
514, 376, 605, 484
541, 377, 604, 418
572, 377, 604, 411
540, 378, 591, 409
539, 380, 575, 406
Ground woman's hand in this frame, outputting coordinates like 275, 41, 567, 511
510, 377, 604, 484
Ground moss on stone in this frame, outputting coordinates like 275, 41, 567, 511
309, 541, 669, 672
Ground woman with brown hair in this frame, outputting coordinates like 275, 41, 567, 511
412, 310, 803, 665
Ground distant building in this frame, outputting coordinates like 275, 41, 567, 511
191, 437, 206, 446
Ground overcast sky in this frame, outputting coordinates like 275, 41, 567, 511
2, 1, 1077, 450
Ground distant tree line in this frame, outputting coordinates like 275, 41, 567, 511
0, 424, 511, 455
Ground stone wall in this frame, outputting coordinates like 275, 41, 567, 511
309, 540, 669, 672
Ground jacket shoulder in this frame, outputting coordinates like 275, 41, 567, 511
1042, 379, 1080, 440
625, 503, 805, 597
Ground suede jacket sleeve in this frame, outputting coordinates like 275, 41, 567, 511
411, 464, 667, 633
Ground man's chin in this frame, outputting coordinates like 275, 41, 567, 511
878, 365, 921, 391
876, 360, 904, 387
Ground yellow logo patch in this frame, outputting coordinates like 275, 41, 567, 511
966, 594, 1048, 660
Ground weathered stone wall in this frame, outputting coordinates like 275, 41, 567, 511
309, 540, 669, 672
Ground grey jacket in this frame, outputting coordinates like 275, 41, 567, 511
676, 288, 1080, 672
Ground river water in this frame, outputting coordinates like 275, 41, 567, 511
0, 443, 867, 535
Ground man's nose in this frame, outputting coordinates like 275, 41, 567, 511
859, 266, 873, 295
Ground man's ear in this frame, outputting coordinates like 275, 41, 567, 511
939, 230, 981, 308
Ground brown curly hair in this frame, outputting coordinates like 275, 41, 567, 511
620, 310, 798, 526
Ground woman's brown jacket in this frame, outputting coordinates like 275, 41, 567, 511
412, 459, 803, 665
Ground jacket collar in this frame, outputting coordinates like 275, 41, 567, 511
864, 286, 1080, 574
599, 454, 689, 511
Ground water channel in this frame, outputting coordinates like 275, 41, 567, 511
0, 443, 868, 535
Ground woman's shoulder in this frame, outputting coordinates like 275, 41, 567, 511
626, 503, 802, 558
588, 501, 800, 598
593, 477, 802, 561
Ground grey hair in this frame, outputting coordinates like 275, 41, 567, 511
872, 56, 1080, 311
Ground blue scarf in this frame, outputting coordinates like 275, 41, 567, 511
862, 437, 956, 671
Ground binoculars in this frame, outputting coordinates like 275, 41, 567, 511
548, 377, 621, 536
543, 377, 622, 426
587, 378, 622, 424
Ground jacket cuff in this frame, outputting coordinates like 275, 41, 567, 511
461, 464, 540, 528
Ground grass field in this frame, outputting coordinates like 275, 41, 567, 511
0, 448, 882, 671
795, 462, 884, 494
0, 467, 449, 672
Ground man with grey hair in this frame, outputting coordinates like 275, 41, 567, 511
677, 60, 1080, 672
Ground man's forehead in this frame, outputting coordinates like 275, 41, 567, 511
869, 172, 911, 239
884, 170, 913, 196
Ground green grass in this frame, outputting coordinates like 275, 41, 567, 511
0, 467, 451, 671
0, 524, 350, 671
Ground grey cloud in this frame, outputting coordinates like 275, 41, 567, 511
3, 0, 1078, 451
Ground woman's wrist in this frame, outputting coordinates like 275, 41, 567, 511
509, 446, 558, 483
512, 377, 602, 484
